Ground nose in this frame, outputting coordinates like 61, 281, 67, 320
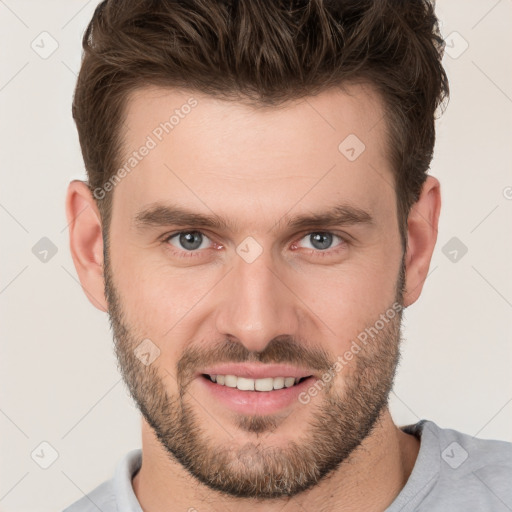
215, 247, 300, 353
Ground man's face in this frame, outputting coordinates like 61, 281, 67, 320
104, 84, 405, 498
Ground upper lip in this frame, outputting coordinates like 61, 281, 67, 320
197, 363, 315, 380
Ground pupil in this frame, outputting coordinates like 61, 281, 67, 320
180, 231, 202, 250
311, 232, 332, 250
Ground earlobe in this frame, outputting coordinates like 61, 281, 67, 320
65, 180, 108, 312
403, 175, 441, 307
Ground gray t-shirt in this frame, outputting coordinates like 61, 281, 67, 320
62, 419, 512, 511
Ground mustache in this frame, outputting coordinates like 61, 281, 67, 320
176, 335, 333, 389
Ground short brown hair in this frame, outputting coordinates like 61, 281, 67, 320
72, 0, 449, 248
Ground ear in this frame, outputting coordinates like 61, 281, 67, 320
403, 175, 441, 307
65, 180, 108, 312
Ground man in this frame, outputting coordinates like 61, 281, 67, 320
63, 0, 512, 510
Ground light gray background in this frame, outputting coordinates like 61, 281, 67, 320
1, 1, 511, 511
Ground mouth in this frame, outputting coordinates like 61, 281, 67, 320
197, 372, 317, 416
201, 374, 313, 391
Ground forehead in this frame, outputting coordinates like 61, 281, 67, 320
113, 84, 394, 228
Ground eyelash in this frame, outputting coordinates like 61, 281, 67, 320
161, 230, 349, 259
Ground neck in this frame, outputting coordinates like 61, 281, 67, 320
132, 409, 420, 512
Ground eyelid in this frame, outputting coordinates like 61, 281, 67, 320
162, 229, 212, 242
292, 231, 349, 250
167, 231, 210, 249
295, 229, 351, 240
163, 230, 218, 248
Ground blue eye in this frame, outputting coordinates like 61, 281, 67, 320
162, 230, 348, 260
297, 232, 345, 251
166, 231, 212, 251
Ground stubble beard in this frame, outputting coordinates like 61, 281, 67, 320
104, 249, 405, 499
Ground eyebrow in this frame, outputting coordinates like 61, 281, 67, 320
133, 202, 373, 234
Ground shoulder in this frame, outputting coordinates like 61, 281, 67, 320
62, 480, 116, 512
62, 449, 142, 512
431, 421, 512, 473
418, 420, 512, 509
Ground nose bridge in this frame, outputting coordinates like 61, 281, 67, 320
215, 246, 298, 352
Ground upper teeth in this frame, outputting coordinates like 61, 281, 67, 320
210, 375, 302, 391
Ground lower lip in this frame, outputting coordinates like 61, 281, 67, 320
197, 375, 315, 415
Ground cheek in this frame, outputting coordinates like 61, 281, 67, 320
292, 256, 400, 346
112, 253, 222, 370
111, 237, 194, 317
124, 270, 209, 333
112, 269, 200, 380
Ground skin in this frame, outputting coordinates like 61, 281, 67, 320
66, 83, 440, 511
